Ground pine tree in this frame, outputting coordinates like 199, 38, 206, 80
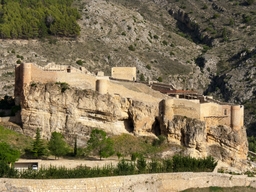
32, 128, 47, 159
48, 132, 69, 159
86, 129, 114, 160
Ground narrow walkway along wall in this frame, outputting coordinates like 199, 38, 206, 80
1, 173, 256, 192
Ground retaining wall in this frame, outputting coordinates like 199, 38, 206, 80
1, 173, 256, 192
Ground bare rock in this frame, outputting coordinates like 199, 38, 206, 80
167, 116, 248, 169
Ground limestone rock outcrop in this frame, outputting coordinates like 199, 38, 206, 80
20, 82, 248, 169
166, 116, 248, 169
21, 83, 160, 145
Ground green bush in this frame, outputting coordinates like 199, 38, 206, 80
139, 73, 145, 82
16, 55, 24, 60
146, 64, 151, 70
213, 13, 220, 19
152, 135, 166, 146
136, 156, 147, 173
130, 152, 140, 161
172, 155, 217, 172
148, 160, 161, 173
248, 136, 256, 152
162, 159, 173, 172
162, 40, 168, 46
56, 82, 70, 93
76, 60, 83, 65
153, 35, 159, 39
116, 159, 135, 175
48, 132, 69, 159
128, 45, 135, 51
202, 4, 208, 9
116, 152, 122, 159
157, 77, 163, 82
242, 14, 252, 23
0, 161, 17, 178
86, 129, 114, 160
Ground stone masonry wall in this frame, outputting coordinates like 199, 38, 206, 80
31, 64, 58, 83
163, 98, 244, 130
172, 99, 201, 119
111, 67, 136, 81
0, 173, 256, 192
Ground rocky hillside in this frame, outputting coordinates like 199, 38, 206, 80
0, 0, 256, 130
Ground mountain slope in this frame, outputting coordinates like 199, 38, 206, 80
0, 0, 256, 130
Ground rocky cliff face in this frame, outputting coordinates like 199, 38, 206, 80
20, 83, 248, 169
21, 83, 160, 145
167, 116, 248, 169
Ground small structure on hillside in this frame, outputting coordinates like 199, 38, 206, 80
111, 67, 136, 81
14, 160, 40, 171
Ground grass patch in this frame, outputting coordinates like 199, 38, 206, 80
0, 125, 33, 154
111, 133, 170, 159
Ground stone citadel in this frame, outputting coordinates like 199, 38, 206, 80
15, 62, 244, 131
11, 62, 247, 168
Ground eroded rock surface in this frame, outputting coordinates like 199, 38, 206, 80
20, 82, 248, 169
21, 83, 160, 145
167, 116, 248, 169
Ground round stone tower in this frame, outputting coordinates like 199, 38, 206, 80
22, 63, 32, 85
164, 99, 174, 122
96, 79, 108, 94
231, 105, 243, 131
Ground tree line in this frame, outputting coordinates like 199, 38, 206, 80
0, 128, 217, 178
0, 0, 80, 38
1, 154, 217, 179
28, 128, 114, 160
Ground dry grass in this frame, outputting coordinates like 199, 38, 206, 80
0, 124, 33, 153
111, 133, 172, 159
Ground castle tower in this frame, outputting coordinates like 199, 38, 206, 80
96, 79, 108, 94
163, 99, 174, 123
22, 63, 32, 85
231, 105, 243, 131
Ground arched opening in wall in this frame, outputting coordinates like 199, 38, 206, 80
152, 117, 161, 136
124, 118, 134, 132
67, 66, 71, 73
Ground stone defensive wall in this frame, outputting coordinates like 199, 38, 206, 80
111, 67, 136, 81
15, 63, 96, 90
163, 98, 244, 130
14, 63, 244, 130
1, 173, 256, 192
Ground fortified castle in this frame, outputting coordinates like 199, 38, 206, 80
15, 62, 244, 132
12, 62, 248, 168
